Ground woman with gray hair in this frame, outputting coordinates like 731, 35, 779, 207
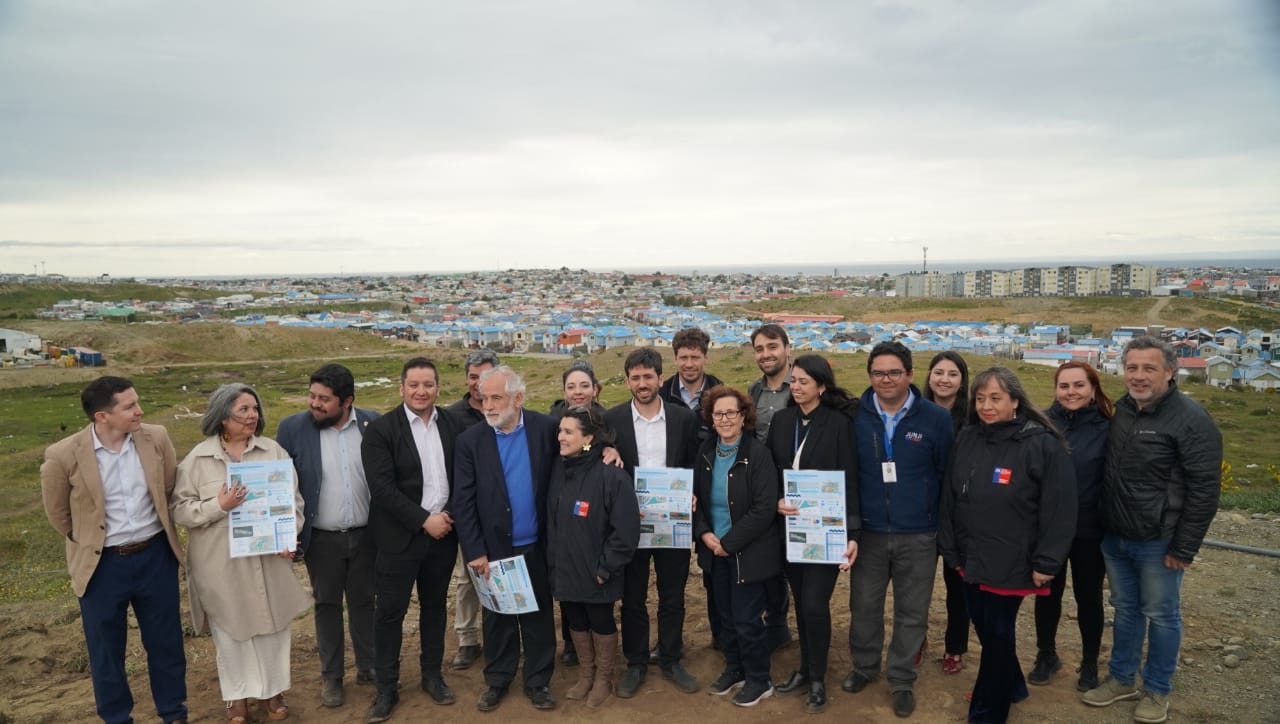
172, 383, 310, 722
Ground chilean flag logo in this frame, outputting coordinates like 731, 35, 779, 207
992, 467, 1013, 485
574, 500, 591, 517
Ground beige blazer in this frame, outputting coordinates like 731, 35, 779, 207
40, 422, 183, 598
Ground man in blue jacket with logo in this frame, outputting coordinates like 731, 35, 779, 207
843, 342, 954, 718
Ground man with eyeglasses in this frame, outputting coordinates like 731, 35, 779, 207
844, 341, 954, 718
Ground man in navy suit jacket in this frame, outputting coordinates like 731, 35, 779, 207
359, 358, 466, 722
276, 364, 381, 709
604, 348, 702, 698
453, 365, 560, 713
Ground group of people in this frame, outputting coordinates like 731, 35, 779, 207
39, 327, 1221, 724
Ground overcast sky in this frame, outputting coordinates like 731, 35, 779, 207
2, 1, 1279, 278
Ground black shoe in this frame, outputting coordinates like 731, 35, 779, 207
1028, 651, 1062, 686
524, 685, 557, 710
1077, 658, 1099, 692
365, 691, 398, 722
775, 670, 809, 695
477, 685, 508, 712
451, 645, 481, 670
708, 669, 745, 696
561, 648, 579, 667
421, 676, 455, 705
892, 689, 915, 718
732, 680, 774, 707
321, 678, 344, 708
804, 682, 827, 714
356, 668, 376, 686
842, 670, 873, 694
617, 665, 647, 699
661, 662, 700, 693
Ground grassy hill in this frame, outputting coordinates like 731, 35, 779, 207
0, 282, 209, 318
731, 295, 1280, 334
1, 310, 1277, 604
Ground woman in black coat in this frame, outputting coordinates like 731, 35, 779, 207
694, 385, 782, 709
547, 405, 640, 708
765, 354, 859, 714
1030, 361, 1112, 691
938, 367, 1077, 724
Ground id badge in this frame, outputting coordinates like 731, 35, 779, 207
882, 461, 898, 483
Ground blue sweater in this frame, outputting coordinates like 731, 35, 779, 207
854, 385, 955, 534
495, 423, 538, 547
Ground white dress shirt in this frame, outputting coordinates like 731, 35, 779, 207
632, 400, 668, 469
92, 426, 163, 547
406, 404, 450, 514
314, 413, 371, 531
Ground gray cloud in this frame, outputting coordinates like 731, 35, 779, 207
1, 1, 1278, 276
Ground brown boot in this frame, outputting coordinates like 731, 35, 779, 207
587, 631, 619, 708
565, 629, 596, 700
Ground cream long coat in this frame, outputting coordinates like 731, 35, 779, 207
172, 435, 311, 641
40, 422, 184, 597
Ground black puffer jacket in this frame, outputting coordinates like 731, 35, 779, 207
693, 435, 782, 584
1046, 402, 1109, 540
547, 448, 641, 603
1102, 382, 1223, 563
939, 416, 1076, 589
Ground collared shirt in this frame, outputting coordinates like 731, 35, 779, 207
313, 413, 371, 531
92, 426, 163, 547
678, 377, 708, 410
632, 400, 668, 468
873, 389, 916, 460
494, 411, 539, 547
405, 404, 449, 514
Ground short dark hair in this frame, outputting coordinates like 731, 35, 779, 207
750, 324, 789, 348
558, 404, 617, 448
464, 348, 500, 374
1122, 336, 1176, 372
81, 376, 135, 420
624, 347, 663, 376
401, 357, 438, 384
701, 385, 758, 434
672, 327, 710, 356
867, 341, 913, 374
310, 363, 355, 402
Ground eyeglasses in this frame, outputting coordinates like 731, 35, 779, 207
711, 409, 743, 420
870, 369, 907, 381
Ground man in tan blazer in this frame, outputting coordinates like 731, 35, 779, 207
41, 376, 188, 724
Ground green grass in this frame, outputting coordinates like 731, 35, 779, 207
0, 282, 207, 318
4, 319, 1280, 605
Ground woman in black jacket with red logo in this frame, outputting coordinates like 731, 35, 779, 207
547, 405, 640, 708
939, 367, 1077, 724
1030, 361, 1112, 691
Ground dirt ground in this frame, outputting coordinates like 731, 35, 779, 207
3, 511, 1278, 724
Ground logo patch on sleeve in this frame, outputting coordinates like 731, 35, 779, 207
991, 467, 1013, 485
573, 500, 590, 517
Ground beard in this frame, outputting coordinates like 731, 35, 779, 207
310, 409, 345, 429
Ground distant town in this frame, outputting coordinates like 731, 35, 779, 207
2, 261, 1278, 390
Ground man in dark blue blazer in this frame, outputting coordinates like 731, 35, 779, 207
359, 358, 466, 722
453, 365, 560, 713
276, 363, 381, 710
604, 348, 702, 698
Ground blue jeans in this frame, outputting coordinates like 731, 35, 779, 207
1101, 534, 1184, 695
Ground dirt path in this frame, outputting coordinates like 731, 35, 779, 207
4, 511, 1279, 723
1147, 296, 1174, 324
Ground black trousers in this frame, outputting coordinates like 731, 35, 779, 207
1034, 536, 1106, 660
943, 562, 970, 655
621, 548, 690, 667
373, 530, 457, 693
785, 562, 839, 681
305, 527, 376, 682
965, 584, 1028, 724
482, 544, 556, 689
